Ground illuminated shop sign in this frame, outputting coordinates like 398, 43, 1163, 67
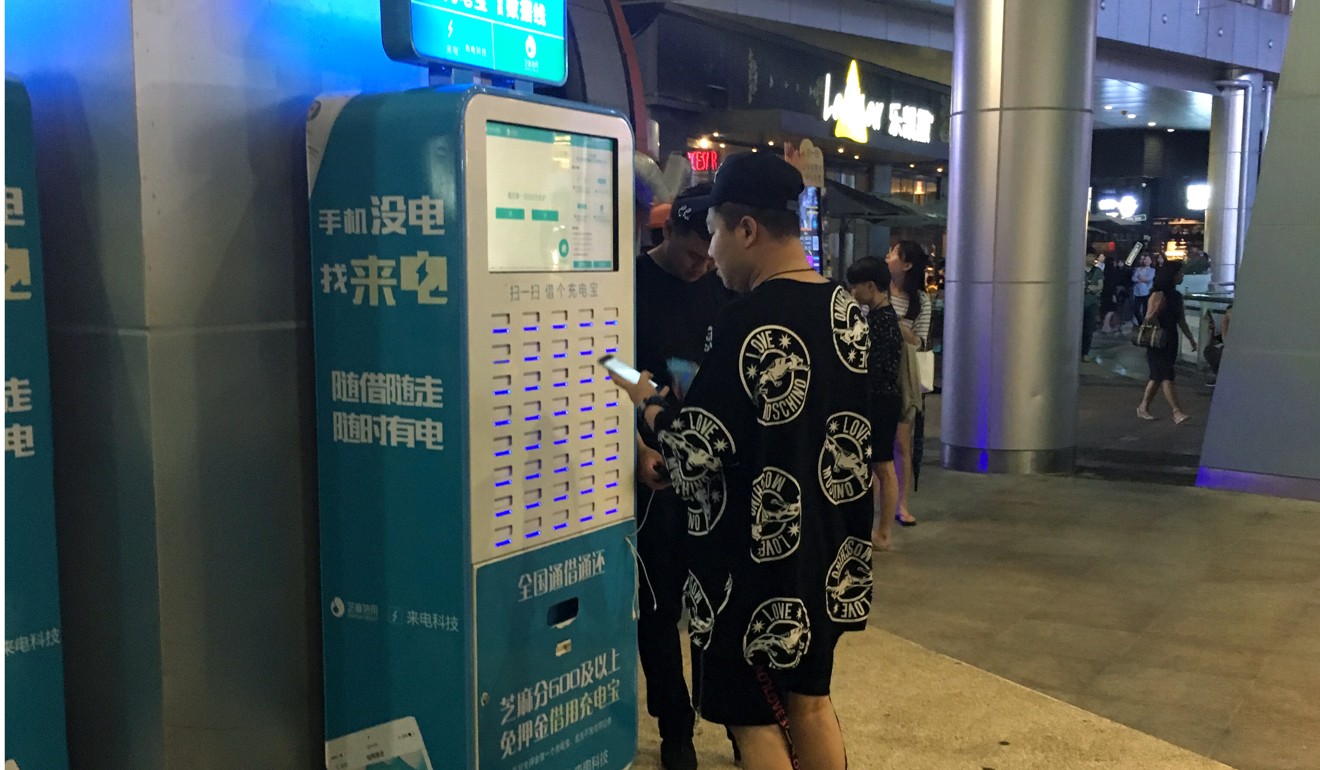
822, 60, 934, 145
686, 149, 721, 173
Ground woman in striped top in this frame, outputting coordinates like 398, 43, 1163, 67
886, 241, 932, 527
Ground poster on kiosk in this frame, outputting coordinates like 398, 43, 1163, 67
5, 78, 72, 770
308, 3, 638, 768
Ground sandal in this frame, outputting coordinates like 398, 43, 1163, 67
1137, 408, 1158, 421
1174, 412, 1192, 425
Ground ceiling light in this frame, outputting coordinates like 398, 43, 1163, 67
1127, 114, 1137, 119
751, 147, 758, 152
696, 137, 711, 149
1167, 128, 1175, 133
1147, 121, 1157, 127
838, 147, 845, 153
719, 142, 727, 148
768, 140, 776, 146
1104, 105, 1114, 110
712, 132, 721, 138
853, 154, 861, 160
936, 167, 944, 173
909, 163, 916, 168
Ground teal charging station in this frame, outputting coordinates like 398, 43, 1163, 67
308, 7, 639, 766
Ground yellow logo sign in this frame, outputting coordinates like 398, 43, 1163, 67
822, 61, 883, 143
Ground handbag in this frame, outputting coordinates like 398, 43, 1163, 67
1131, 321, 1166, 349
916, 350, 935, 393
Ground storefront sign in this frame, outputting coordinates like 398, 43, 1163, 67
686, 150, 720, 173
822, 60, 934, 145
1186, 183, 1209, 211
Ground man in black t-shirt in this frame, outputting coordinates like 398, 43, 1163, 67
634, 184, 732, 770
615, 154, 871, 770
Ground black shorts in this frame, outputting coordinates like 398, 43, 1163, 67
693, 632, 841, 726
868, 394, 902, 464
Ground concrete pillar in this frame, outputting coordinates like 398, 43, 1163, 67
941, 0, 1097, 474
1205, 72, 1264, 288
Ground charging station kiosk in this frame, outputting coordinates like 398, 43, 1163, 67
309, 4, 638, 767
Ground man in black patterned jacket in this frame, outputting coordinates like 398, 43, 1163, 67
611, 153, 871, 770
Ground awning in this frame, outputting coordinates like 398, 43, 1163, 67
824, 179, 912, 220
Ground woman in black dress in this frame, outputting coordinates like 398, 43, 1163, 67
1137, 260, 1199, 424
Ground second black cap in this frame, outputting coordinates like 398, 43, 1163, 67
689, 152, 805, 213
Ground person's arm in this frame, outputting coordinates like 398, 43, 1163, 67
635, 429, 669, 490
1144, 291, 1164, 324
1178, 311, 1198, 351
897, 294, 931, 349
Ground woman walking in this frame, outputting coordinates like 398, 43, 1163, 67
1138, 260, 1198, 424
886, 241, 931, 526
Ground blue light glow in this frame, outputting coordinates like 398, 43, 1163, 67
494, 419, 510, 427
494, 389, 510, 396
526, 531, 541, 539
553, 523, 568, 530
495, 450, 511, 458
605, 508, 619, 515
496, 539, 512, 547
580, 516, 594, 523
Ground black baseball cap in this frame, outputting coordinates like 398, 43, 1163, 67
688, 152, 805, 213
670, 183, 714, 240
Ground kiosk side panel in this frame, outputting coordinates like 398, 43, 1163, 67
310, 89, 474, 768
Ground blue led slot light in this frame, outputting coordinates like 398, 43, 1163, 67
555, 466, 568, 474
605, 481, 619, 489
605, 455, 619, 463
526, 531, 541, 539
605, 508, 619, 515
496, 540, 512, 547
580, 378, 593, 384
553, 353, 568, 359
496, 480, 511, 488
580, 433, 594, 440
553, 523, 568, 530
524, 355, 540, 363
527, 473, 541, 481
553, 323, 567, 330
553, 438, 568, 446
605, 428, 619, 435
579, 322, 593, 328
493, 328, 510, 334
525, 415, 540, 422
604, 320, 618, 326
580, 488, 594, 496
496, 509, 512, 518
495, 450, 511, 458
524, 325, 539, 332
604, 347, 617, 354
495, 419, 511, 427
554, 494, 569, 502
494, 389, 510, 397
580, 515, 595, 523
605, 401, 619, 408
526, 502, 541, 510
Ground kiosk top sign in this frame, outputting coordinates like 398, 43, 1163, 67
382, 0, 568, 86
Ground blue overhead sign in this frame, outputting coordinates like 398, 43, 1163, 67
382, 0, 568, 86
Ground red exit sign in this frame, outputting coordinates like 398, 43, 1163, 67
687, 150, 721, 172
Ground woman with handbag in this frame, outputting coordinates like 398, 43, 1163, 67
1137, 260, 1198, 424
886, 241, 932, 527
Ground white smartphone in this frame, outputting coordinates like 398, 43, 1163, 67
599, 355, 660, 390
325, 716, 433, 770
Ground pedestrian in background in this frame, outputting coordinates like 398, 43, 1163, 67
1137, 260, 1198, 424
1131, 254, 1155, 331
886, 241, 930, 528
1082, 249, 1104, 362
847, 256, 903, 549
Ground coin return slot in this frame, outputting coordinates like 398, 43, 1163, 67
524, 459, 542, 477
